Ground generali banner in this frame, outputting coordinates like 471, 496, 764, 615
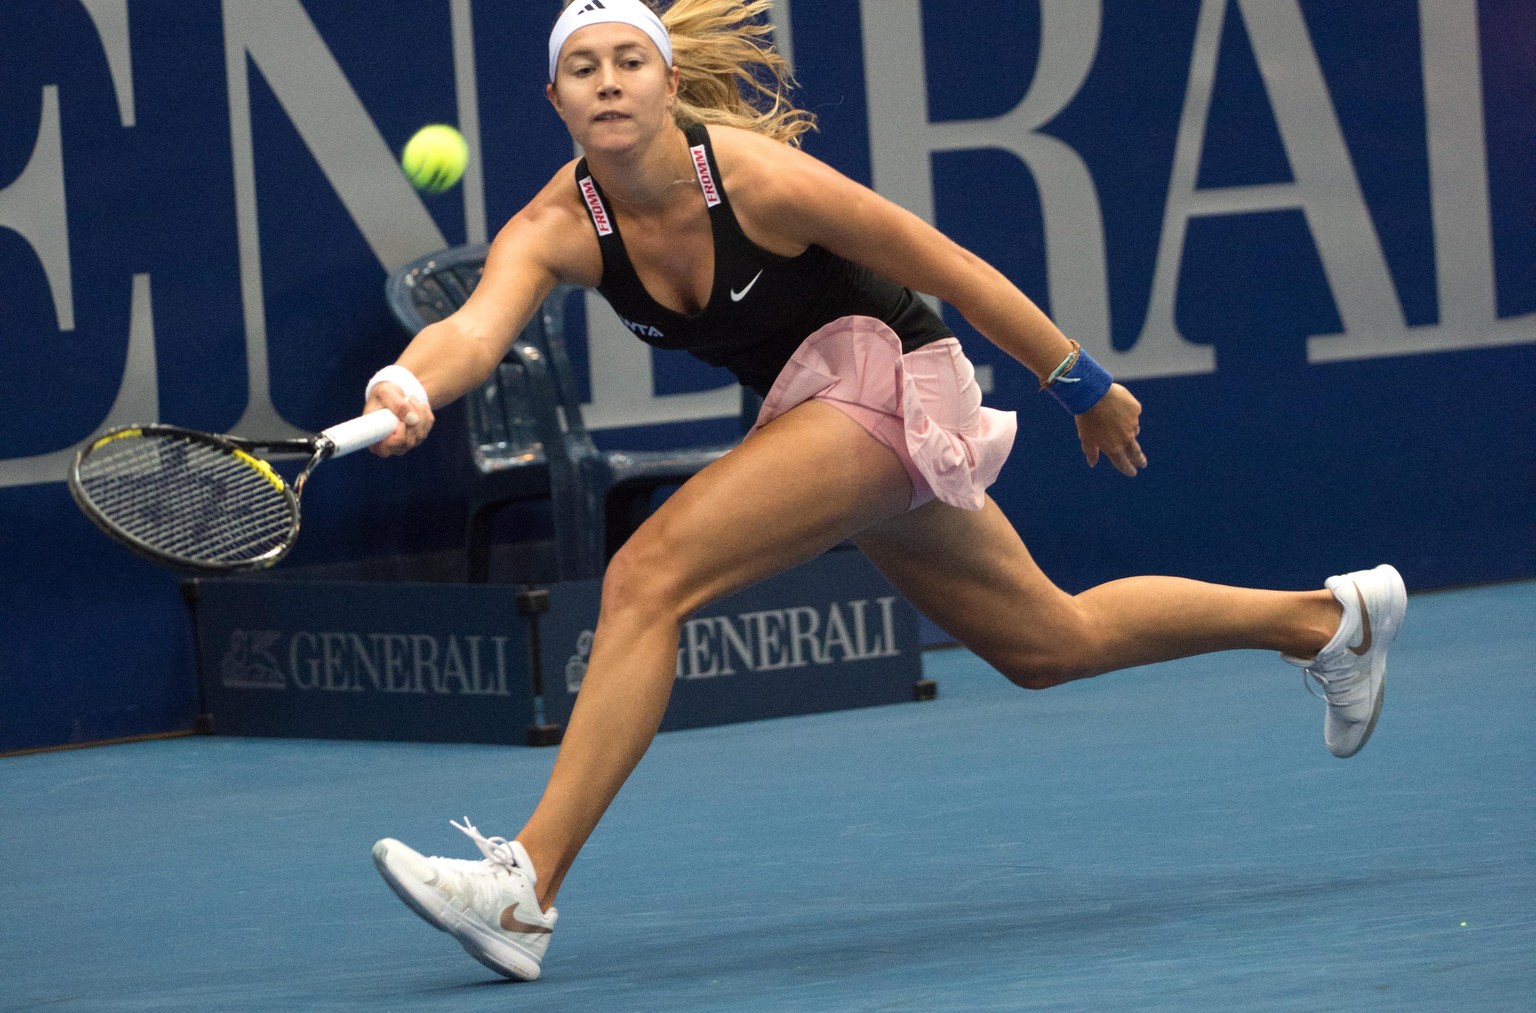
192, 550, 922, 744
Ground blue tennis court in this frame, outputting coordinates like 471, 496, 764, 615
4, 579, 1531, 1011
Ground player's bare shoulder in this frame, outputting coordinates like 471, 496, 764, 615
706, 124, 841, 255
705, 124, 809, 197
492, 160, 603, 288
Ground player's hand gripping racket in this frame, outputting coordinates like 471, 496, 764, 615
67, 409, 399, 574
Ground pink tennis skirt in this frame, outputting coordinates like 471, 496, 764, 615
748, 316, 1017, 511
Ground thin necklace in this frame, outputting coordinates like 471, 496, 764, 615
601, 142, 698, 208
605, 171, 697, 207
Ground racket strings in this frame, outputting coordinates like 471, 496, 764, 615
76, 434, 297, 565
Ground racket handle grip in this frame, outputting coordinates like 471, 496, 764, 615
322, 409, 400, 457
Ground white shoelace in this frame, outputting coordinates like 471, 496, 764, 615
411, 818, 526, 915
450, 817, 524, 874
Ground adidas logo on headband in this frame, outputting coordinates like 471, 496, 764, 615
549, 0, 673, 82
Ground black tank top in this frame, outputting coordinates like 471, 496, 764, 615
575, 122, 951, 395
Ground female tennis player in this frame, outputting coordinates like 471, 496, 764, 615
365, 0, 1406, 982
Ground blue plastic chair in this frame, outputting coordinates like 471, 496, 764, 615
386, 244, 752, 582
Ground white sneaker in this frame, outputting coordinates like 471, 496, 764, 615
1283, 564, 1407, 758
372, 819, 557, 981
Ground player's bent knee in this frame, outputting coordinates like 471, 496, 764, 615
990, 600, 1107, 689
601, 545, 674, 620
999, 663, 1074, 691
993, 645, 1101, 691
600, 531, 702, 626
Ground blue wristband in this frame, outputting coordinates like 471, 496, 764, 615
1042, 344, 1113, 415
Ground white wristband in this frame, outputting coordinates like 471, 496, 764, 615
366, 364, 429, 406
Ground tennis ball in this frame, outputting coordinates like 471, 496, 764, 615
401, 124, 468, 194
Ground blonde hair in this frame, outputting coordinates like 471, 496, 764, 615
658, 0, 816, 145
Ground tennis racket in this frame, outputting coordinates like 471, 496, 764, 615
67, 409, 400, 574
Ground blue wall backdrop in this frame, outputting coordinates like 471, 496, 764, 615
2, 0, 1532, 751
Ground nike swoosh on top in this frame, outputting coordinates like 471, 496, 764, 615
500, 907, 553, 935
730, 270, 764, 302
1347, 584, 1373, 656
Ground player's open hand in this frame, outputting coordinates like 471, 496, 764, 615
366, 382, 435, 457
1074, 383, 1145, 477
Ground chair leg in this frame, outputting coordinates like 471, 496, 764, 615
465, 504, 495, 583
604, 484, 660, 561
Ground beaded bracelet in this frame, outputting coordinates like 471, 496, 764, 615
1039, 340, 1113, 415
1040, 340, 1082, 390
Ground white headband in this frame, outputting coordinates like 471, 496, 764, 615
548, 0, 674, 83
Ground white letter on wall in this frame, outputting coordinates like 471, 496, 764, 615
0, 14, 159, 488
0, 87, 72, 335
859, 1, 1211, 378
223, 0, 454, 434
1145, 0, 1406, 368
